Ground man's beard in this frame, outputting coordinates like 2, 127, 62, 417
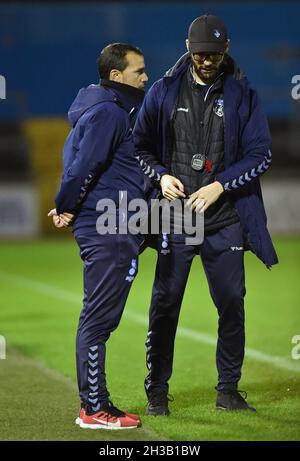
193, 64, 220, 84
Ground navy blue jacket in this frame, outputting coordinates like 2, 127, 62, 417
55, 81, 145, 236
133, 54, 278, 268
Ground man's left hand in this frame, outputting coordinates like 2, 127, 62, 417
48, 209, 75, 228
186, 181, 224, 213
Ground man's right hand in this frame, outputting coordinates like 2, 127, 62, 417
160, 174, 185, 201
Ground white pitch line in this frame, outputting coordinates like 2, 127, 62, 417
0, 271, 167, 441
124, 311, 300, 374
1, 270, 299, 374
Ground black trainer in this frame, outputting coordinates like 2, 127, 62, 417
215, 388, 256, 412
146, 389, 174, 416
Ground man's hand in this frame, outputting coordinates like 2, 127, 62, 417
47, 209, 75, 228
186, 181, 224, 213
160, 174, 186, 201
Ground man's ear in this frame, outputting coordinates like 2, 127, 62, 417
185, 39, 190, 52
109, 69, 122, 82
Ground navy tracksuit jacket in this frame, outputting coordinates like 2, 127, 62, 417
134, 54, 278, 393
55, 80, 145, 410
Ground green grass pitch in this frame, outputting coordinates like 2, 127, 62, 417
0, 237, 299, 441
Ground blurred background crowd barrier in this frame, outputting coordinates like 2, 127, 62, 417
0, 0, 299, 237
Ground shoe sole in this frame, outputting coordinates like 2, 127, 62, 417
79, 421, 141, 430
75, 418, 141, 430
216, 406, 256, 412
145, 410, 170, 416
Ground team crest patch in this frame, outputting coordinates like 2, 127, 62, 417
160, 233, 170, 255
213, 99, 224, 117
125, 259, 137, 282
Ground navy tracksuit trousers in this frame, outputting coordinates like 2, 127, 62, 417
145, 221, 246, 394
75, 233, 140, 412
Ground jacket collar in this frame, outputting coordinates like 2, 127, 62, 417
100, 79, 145, 113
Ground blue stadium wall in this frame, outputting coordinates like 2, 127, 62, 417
1, 1, 300, 119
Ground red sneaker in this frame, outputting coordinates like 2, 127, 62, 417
75, 407, 85, 426
76, 402, 141, 430
75, 407, 140, 425
124, 411, 141, 422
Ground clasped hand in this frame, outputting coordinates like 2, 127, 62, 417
47, 209, 75, 228
160, 174, 224, 213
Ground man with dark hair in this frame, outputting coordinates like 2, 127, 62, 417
48, 42, 148, 429
134, 15, 278, 415
97, 43, 144, 82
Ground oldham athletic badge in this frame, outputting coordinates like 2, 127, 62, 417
213, 99, 224, 117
